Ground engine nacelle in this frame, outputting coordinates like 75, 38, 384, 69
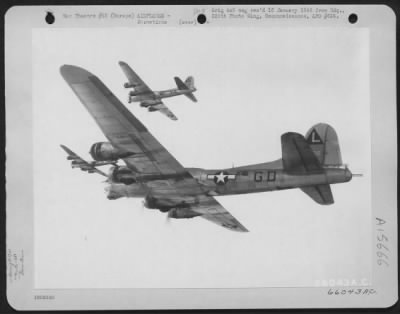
143, 195, 181, 212
104, 184, 125, 200
168, 208, 201, 219
148, 107, 158, 112
143, 196, 201, 218
90, 142, 120, 161
109, 166, 136, 185
143, 195, 169, 211
89, 142, 133, 161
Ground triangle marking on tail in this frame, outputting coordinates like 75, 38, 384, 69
307, 129, 323, 144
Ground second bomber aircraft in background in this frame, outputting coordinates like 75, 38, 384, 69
119, 61, 197, 120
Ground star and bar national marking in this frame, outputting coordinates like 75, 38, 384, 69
207, 171, 236, 185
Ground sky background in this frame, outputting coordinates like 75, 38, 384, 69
33, 26, 371, 289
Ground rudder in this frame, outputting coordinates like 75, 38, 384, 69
305, 123, 342, 166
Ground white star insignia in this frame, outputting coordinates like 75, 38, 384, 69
215, 172, 227, 184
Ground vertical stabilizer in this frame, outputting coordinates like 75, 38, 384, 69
305, 123, 342, 166
184, 76, 195, 89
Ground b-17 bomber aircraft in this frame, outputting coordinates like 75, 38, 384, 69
119, 61, 197, 121
60, 64, 353, 232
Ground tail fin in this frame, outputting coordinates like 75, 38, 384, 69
174, 76, 197, 102
184, 76, 195, 89
280, 131, 336, 205
305, 123, 342, 166
174, 76, 195, 90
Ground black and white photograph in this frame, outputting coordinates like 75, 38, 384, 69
5, 5, 397, 310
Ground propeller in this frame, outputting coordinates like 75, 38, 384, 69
165, 213, 171, 225
133, 200, 144, 217
104, 185, 110, 194
165, 210, 175, 225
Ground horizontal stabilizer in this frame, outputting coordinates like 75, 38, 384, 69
174, 77, 197, 102
301, 184, 334, 205
281, 132, 323, 173
174, 76, 188, 90
184, 92, 197, 102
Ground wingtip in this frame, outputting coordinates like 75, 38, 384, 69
231, 227, 249, 232
60, 144, 72, 154
60, 64, 94, 84
229, 224, 249, 232
168, 114, 178, 121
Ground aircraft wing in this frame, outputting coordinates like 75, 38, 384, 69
119, 61, 152, 94
120, 61, 178, 120
60, 144, 107, 176
60, 65, 247, 232
190, 196, 249, 232
151, 101, 178, 121
60, 64, 187, 176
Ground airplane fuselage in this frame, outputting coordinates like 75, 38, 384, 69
105, 160, 352, 202
129, 88, 196, 103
